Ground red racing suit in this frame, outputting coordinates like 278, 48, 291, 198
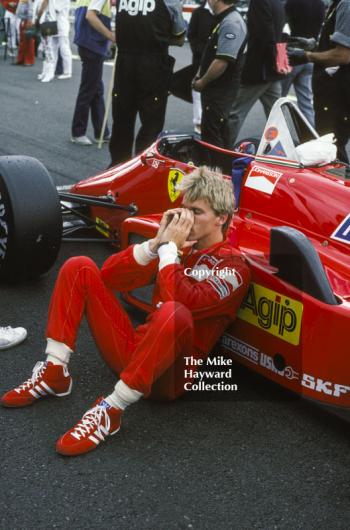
46, 240, 250, 400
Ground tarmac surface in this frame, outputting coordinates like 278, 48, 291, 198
0, 43, 350, 530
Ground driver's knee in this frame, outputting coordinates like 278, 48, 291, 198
155, 301, 194, 336
57, 256, 100, 285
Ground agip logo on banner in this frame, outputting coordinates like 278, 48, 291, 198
238, 283, 303, 346
118, 0, 155, 16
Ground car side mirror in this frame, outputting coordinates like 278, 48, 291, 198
140, 151, 156, 165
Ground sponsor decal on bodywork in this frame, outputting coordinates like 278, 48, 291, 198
221, 335, 350, 399
244, 165, 283, 195
264, 127, 279, 141
301, 374, 350, 398
237, 283, 303, 346
167, 168, 184, 202
221, 335, 299, 379
221, 335, 259, 364
95, 217, 110, 238
330, 213, 350, 245
269, 141, 287, 158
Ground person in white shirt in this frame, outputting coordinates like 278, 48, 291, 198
37, 0, 72, 82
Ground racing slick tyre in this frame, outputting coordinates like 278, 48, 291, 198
0, 156, 62, 281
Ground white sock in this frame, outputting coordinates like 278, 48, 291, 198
105, 380, 143, 410
45, 338, 73, 366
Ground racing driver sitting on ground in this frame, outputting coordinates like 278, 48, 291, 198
1, 167, 250, 456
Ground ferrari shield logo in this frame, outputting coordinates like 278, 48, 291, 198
167, 169, 184, 202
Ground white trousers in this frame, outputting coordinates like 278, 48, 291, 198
52, 35, 72, 75
4, 11, 19, 50
43, 35, 72, 75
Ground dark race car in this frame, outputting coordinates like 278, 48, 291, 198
0, 98, 349, 420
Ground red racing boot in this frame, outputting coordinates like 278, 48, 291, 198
1, 361, 72, 407
56, 397, 122, 456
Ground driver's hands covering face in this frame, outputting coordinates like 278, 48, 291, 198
157, 208, 195, 249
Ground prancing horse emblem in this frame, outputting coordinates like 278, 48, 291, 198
167, 168, 185, 202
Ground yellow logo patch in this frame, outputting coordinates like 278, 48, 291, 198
238, 283, 303, 346
167, 169, 184, 203
95, 217, 110, 238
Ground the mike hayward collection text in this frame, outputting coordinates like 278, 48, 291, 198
184, 355, 238, 392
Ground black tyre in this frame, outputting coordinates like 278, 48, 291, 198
0, 156, 62, 281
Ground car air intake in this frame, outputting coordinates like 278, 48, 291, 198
270, 226, 338, 305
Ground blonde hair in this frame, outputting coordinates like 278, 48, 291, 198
178, 166, 234, 231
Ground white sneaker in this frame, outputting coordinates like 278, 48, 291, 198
0, 326, 27, 350
93, 134, 111, 144
71, 135, 93, 146
57, 73, 72, 80
39, 60, 52, 81
41, 73, 55, 83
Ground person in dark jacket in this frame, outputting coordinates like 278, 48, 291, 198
187, 1, 215, 134
108, 0, 186, 167
192, 0, 247, 149
228, 0, 285, 145
288, 0, 350, 163
281, 0, 325, 126
70, 0, 115, 145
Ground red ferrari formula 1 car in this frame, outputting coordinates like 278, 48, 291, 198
0, 99, 349, 421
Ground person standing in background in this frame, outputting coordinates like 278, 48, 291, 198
15, 0, 35, 65
192, 0, 247, 149
70, 0, 115, 145
2, 0, 19, 58
187, 0, 215, 135
36, 0, 72, 82
227, 0, 285, 146
108, 0, 186, 167
52, 0, 72, 79
282, 0, 325, 126
288, 0, 350, 162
